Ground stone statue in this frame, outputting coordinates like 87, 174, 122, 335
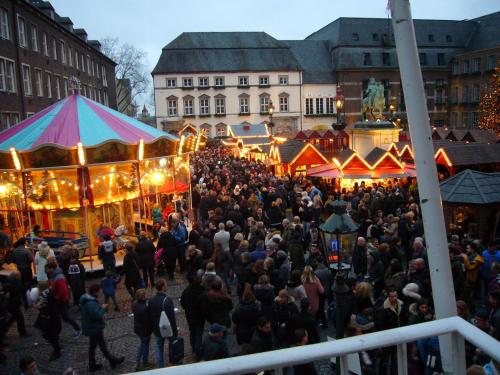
362, 78, 386, 120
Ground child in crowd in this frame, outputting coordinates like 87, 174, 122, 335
101, 270, 120, 311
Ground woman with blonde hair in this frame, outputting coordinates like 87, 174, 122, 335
34, 242, 55, 282
354, 282, 375, 311
301, 266, 324, 315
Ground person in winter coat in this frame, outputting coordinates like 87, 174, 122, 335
80, 284, 124, 372
408, 298, 433, 325
287, 226, 305, 271
272, 289, 299, 347
148, 279, 178, 368
254, 274, 275, 318
3, 271, 29, 336
101, 271, 120, 311
132, 289, 153, 371
197, 229, 213, 260
157, 229, 178, 280
180, 270, 206, 360
12, 238, 33, 292
274, 250, 290, 291
98, 235, 117, 274
301, 266, 324, 316
250, 316, 275, 353
35, 282, 62, 361
67, 255, 85, 307
367, 248, 385, 298
185, 245, 204, 279
286, 270, 307, 308
34, 242, 54, 282
46, 262, 81, 336
232, 284, 261, 345
201, 279, 233, 328
122, 243, 143, 298
313, 257, 333, 327
289, 298, 320, 344
200, 323, 229, 361
135, 232, 156, 288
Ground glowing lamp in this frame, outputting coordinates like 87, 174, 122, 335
151, 172, 166, 186
0, 185, 8, 197
10, 148, 21, 170
139, 139, 144, 161
77, 143, 86, 166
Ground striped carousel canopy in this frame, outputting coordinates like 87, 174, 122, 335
0, 94, 177, 151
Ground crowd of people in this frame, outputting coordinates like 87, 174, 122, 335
0, 142, 499, 374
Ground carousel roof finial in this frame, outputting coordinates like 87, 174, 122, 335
68, 76, 81, 95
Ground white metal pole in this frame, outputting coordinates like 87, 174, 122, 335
389, 1, 464, 373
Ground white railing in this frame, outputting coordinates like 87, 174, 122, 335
128, 317, 500, 375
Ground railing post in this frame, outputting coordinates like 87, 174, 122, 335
397, 343, 408, 375
449, 332, 466, 374
339, 355, 349, 375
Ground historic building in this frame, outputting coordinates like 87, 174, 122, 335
0, 0, 117, 130
153, 11, 499, 136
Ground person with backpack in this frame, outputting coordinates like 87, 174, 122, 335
148, 279, 178, 368
67, 255, 85, 307
80, 284, 124, 372
98, 234, 117, 274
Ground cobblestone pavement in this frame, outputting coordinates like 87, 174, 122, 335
3, 272, 336, 375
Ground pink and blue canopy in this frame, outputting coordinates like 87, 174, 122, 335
0, 94, 177, 151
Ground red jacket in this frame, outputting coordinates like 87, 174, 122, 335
49, 268, 70, 303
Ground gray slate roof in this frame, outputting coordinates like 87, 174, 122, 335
437, 143, 500, 166
240, 137, 271, 146
468, 12, 500, 51
284, 40, 336, 83
364, 147, 387, 166
440, 169, 500, 204
276, 140, 309, 164
229, 122, 269, 138
153, 32, 301, 74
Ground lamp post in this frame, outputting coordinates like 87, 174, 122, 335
267, 100, 275, 136
332, 85, 346, 131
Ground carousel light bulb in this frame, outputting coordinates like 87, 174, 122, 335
159, 158, 167, 167
77, 143, 86, 166
0, 185, 8, 197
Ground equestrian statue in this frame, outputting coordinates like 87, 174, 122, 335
362, 77, 386, 120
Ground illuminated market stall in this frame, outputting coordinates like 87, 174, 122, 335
0, 91, 193, 268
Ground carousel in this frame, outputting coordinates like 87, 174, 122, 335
0, 81, 194, 270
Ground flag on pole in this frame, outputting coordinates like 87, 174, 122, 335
386, 0, 392, 15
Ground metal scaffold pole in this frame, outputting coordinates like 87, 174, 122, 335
389, 1, 465, 373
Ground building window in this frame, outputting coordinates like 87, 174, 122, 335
382, 53, 390, 66
166, 78, 176, 88
31, 25, 38, 52
452, 61, 459, 75
215, 96, 226, 114
182, 77, 193, 87
487, 55, 496, 70
326, 97, 334, 114
238, 76, 248, 86
352, 33, 359, 41
183, 97, 193, 115
472, 58, 481, 72
259, 76, 269, 86
55, 76, 60, 99
472, 84, 480, 103
363, 53, 372, 66
87, 55, 91, 75
199, 96, 210, 115
102, 66, 107, 87
239, 97, 249, 114
305, 98, 313, 115
471, 112, 479, 127
450, 86, 458, 104
316, 98, 324, 114
63, 77, 68, 97
90, 59, 95, 77
260, 95, 270, 113
52, 38, 57, 60
96, 62, 100, 78
279, 96, 288, 112
419, 53, 427, 66
450, 112, 457, 127
45, 72, 51, 98
214, 76, 224, 87
461, 86, 469, 103
372, 33, 379, 41
428, 34, 435, 42
0, 112, 20, 131
436, 89, 444, 105
0, 8, 9, 40
74, 50, 79, 69
34, 69, 42, 97
60, 41, 66, 64
461, 112, 469, 128
167, 98, 178, 116
437, 53, 445, 66
0, 57, 16, 93
198, 77, 209, 87
279, 75, 288, 85
216, 125, 226, 137
463, 60, 469, 74
81, 54, 85, 72
68, 46, 72, 67
16, 15, 27, 47
42, 32, 49, 56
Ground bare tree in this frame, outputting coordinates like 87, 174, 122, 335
101, 37, 149, 115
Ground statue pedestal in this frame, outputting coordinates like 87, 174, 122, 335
349, 120, 401, 157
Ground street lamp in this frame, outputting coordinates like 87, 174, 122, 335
332, 85, 346, 131
267, 100, 275, 136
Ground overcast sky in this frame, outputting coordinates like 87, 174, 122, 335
49, 0, 499, 108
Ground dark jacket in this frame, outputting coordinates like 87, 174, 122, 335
36, 289, 61, 338
250, 329, 275, 353
272, 299, 299, 343
13, 245, 33, 270
290, 311, 320, 344
148, 292, 178, 338
80, 293, 105, 336
352, 245, 368, 276
132, 300, 152, 337
3, 275, 24, 310
98, 240, 116, 265
200, 334, 229, 361
202, 290, 233, 328
197, 236, 213, 259
123, 252, 142, 288
232, 300, 261, 344
375, 297, 408, 331
254, 284, 275, 318
135, 238, 156, 268
180, 283, 206, 326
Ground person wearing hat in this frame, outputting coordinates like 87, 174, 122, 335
200, 323, 228, 361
